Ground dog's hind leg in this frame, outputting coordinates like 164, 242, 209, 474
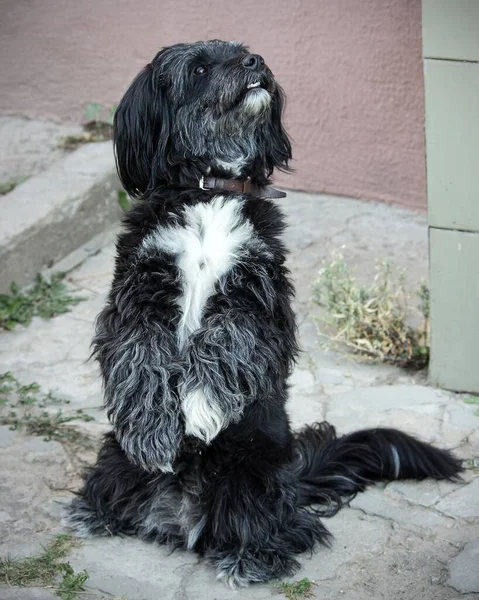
186, 417, 330, 587
63, 432, 184, 546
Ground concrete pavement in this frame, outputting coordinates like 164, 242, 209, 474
1, 191, 478, 599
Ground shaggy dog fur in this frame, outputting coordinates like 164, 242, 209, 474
64, 40, 462, 587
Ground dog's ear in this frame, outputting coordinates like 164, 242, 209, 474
113, 64, 170, 197
265, 84, 292, 176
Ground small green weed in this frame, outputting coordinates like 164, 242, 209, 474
314, 252, 429, 369
277, 578, 316, 600
463, 396, 479, 416
56, 563, 89, 600
59, 102, 117, 149
463, 396, 479, 405
3, 408, 95, 441
0, 372, 94, 443
84, 102, 117, 126
0, 272, 84, 331
0, 175, 28, 195
0, 533, 88, 599
465, 457, 479, 472
117, 189, 131, 212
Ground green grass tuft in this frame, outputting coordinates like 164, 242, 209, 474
0, 534, 88, 599
0, 272, 85, 331
277, 577, 316, 599
0, 372, 94, 443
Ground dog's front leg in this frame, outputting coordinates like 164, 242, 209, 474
93, 302, 182, 473
180, 303, 295, 444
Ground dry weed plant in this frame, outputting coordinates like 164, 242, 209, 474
314, 252, 429, 369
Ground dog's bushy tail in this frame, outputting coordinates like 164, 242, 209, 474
294, 422, 463, 516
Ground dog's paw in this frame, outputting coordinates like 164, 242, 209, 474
119, 429, 179, 473
216, 569, 250, 589
182, 388, 226, 444
209, 547, 299, 587
61, 498, 107, 537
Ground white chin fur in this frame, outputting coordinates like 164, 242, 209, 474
242, 88, 271, 115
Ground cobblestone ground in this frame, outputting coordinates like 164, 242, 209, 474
1, 191, 478, 600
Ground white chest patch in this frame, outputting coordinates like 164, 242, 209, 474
141, 195, 253, 348
140, 195, 257, 444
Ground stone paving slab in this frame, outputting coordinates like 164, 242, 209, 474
448, 539, 479, 594
1, 589, 58, 600
0, 191, 478, 599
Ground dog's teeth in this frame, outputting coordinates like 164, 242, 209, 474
247, 82, 261, 89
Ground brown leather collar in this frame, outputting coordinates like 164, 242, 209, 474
199, 176, 286, 199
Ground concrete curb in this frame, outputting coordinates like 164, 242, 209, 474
0, 142, 122, 293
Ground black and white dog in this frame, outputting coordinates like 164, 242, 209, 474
64, 40, 462, 587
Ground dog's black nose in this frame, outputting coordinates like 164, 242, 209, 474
242, 54, 265, 70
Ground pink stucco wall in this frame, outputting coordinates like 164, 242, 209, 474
0, 0, 426, 209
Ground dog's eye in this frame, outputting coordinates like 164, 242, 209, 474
193, 65, 208, 76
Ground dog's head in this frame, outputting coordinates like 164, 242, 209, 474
114, 40, 292, 196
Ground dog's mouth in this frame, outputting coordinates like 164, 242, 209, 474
220, 73, 274, 114
245, 79, 273, 93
